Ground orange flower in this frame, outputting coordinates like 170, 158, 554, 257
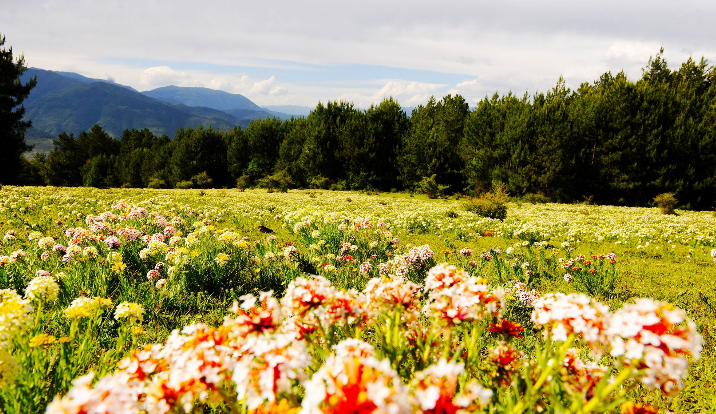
250, 399, 300, 414
620, 401, 659, 414
488, 319, 524, 338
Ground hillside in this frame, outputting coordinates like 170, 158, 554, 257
18, 69, 283, 145
144, 85, 292, 119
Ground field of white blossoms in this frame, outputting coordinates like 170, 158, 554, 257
1, 186, 715, 414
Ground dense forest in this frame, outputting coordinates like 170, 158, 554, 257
17, 52, 716, 210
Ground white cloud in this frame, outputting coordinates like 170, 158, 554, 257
606, 40, 663, 64
5, 0, 716, 107
269, 86, 288, 96
139, 66, 190, 87
251, 76, 276, 94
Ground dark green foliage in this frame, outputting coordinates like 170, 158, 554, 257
0, 33, 36, 184
399, 95, 469, 191
257, 169, 293, 193
416, 174, 449, 199
20, 52, 716, 210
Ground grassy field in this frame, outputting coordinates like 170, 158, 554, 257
0, 186, 714, 413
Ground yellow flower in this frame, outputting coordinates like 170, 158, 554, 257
64, 297, 112, 320
0, 349, 19, 387
29, 333, 58, 348
114, 302, 144, 325
130, 326, 147, 336
111, 261, 127, 272
215, 253, 230, 266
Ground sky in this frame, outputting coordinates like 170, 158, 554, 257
2, 0, 715, 109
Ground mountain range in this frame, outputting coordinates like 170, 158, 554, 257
19, 69, 313, 152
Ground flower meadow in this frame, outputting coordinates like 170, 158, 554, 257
0, 187, 715, 413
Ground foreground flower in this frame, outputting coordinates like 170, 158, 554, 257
64, 297, 112, 320
488, 318, 525, 339
0, 289, 34, 347
115, 302, 145, 325
606, 299, 702, 396
412, 359, 491, 413
301, 353, 411, 414
29, 333, 58, 348
531, 293, 609, 345
24, 274, 60, 303
0, 348, 19, 387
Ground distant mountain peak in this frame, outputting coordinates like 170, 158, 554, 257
143, 86, 262, 112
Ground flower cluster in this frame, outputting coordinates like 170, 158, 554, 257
63, 297, 113, 320
24, 274, 59, 303
114, 302, 145, 325
532, 294, 703, 395
0, 289, 34, 348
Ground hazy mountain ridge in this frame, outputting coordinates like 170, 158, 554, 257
19, 69, 300, 148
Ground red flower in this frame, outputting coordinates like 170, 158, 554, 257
488, 319, 525, 338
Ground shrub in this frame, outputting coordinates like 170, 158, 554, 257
191, 172, 213, 189
309, 175, 330, 189
524, 193, 550, 204
462, 196, 507, 220
175, 180, 194, 189
462, 184, 509, 220
147, 177, 166, 189
258, 170, 293, 193
654, 192, 678, 215
417, 174, 449, 199
236, 175, 253, 191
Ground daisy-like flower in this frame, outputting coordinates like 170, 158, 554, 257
38, 236, 55, 250
424, 263, 469, 290
412, 359, 464, 412
359, 262, 372, 274
227, 291, 282, 337
25, 274, 60, 303
531, 293, 609, 346
424, 274, 502, 327
215, 253, 230, 266
104, 236, 121, 249
281, 275, 336, 318
64, 297, 112, 320
332, 339, 375, 359
0, 289, 34, 347
560, 348, 608, 398
301, 354, 411, 414
487, 342, 524, 386
115, 302, 145, 325
29, 333, 58, 348
606, 299, 702, 396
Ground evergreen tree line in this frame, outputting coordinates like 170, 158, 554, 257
19, 52, 716, 210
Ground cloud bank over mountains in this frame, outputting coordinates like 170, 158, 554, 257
2, 0, 715, 108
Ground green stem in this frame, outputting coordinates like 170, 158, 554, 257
580, 365, 635, 413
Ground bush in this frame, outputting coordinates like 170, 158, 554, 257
524, 193, 550, 204
191, 172, 213, 189
654, 192, 678, 215
175, 180, 194, 189
236, 175, 253, 191
258, 170, 293, 193
462, 196, 508, 220
309, 175, 330, 189
417, 174, 448, 199
462, 185, 510, 220
147, 177, 166, 189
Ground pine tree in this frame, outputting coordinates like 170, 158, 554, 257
0, 33, 36, 184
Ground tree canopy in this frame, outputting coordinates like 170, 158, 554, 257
0, 33, 36, 184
